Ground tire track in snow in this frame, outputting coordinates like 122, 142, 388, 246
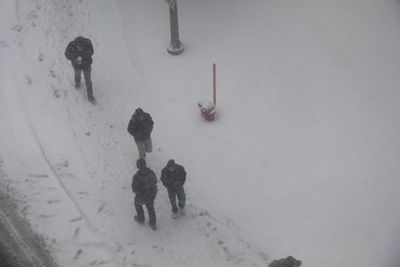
24, 114, 99, 234
41, 0, 136, 264
8, 0, 123, 264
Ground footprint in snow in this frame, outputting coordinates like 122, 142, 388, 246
38, 52, 44, 62
152, 245, 164, 253
47, 199, 62, 204
56, 160, 69, 169
115, 243, 123, 252
77, 191, 90, 196
11, 25, 23, 32
73, 249, 83, 260
25, 74, 32, 85
45, 187, 58, 190
38, 211, 60, 219
198, 210, 208, 216
49, 70, 56, 79
70, 216, 83, 222
74, 227, 81, 238
28, 173, 49, 178
97, 202, 106, 213
27, 11, 38, 28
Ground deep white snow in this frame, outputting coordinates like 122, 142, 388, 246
1, 0, 400, 266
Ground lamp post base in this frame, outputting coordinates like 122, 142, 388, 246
167, 43, 185, 55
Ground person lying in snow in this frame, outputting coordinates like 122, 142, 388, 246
269, 256, 302, 267
65, 36, 96, 104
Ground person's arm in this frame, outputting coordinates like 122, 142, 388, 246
181, 168, 186, 185
143, 115, 154, 136
150, 170, 157, 185
131, 175, 138, 193
178, 167, 186, 185
64, 42, 75, 60
127, 117, 138, 136
160, 169, 169, 187
82, 39, 94, 57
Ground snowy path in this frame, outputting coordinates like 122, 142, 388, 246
1, 0, 400, 266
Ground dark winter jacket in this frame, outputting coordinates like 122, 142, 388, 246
65, 36, 94, 70
132, 168, 157, 204
160, 164, 186, 190
127, 112, 154, 142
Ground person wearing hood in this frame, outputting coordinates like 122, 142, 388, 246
161, 159, 186, 217
65, 36, 96, 104
127, 108, 154, 159
131, 159, 157, 230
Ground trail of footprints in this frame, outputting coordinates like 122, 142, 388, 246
149, 206, 263, 266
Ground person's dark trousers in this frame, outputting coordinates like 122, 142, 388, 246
134, 200, 156, 224
74, 66, 93, 98
167, 186, 186, 213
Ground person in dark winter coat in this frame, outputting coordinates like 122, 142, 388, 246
127, 108, 154, 159
269, 256, 302, 267
132, 159, 157, 230
160, 159, 186, 217
65, 36, 96, 104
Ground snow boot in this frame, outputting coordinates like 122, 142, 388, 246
172, 206, 179, 219
179, 207, 186, 216
88, 95, 97, 105
134, 215, 144, 224
149, 221, 157, 230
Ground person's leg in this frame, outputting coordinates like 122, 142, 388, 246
74, 67, 81, 88
144, 138, 153, 153
167, 188, 178, 213
135, 141, 146, 159
82, 67, 93, 99
176, 186, 186, 209
145, 202, 156, 229
134, 197, 145, 222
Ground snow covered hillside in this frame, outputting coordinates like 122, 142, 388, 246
1, 0, 400, 266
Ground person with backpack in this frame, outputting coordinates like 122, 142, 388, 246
127, 108, 154, 159
160, 159, 186, 218
64, 36, 96, 104
132, 159, 158, 230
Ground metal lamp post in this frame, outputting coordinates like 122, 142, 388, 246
165, 0, 185, 55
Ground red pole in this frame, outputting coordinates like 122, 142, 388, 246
213, 63, 216, 105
